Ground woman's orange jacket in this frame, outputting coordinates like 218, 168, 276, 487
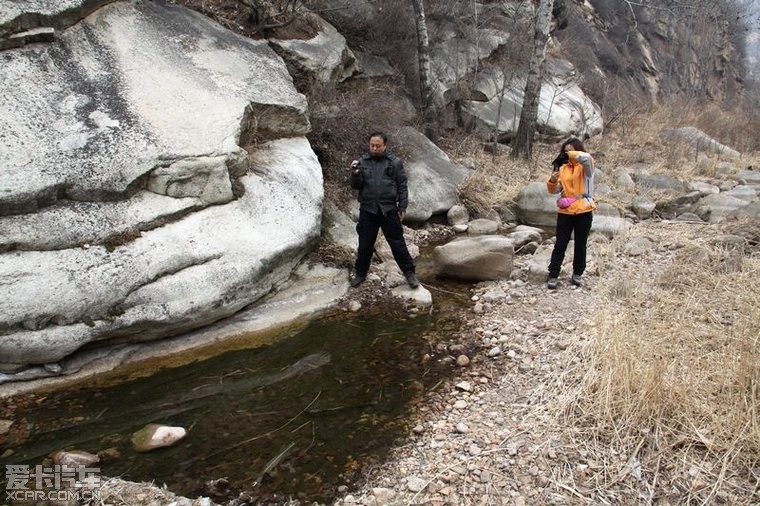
546, 150, 597, 215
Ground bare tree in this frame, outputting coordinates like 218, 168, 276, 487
240, 0, 302, 37
511, 0, 554, 159
411, 0, 440, 140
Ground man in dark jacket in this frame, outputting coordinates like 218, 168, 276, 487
349, 131, 419, 289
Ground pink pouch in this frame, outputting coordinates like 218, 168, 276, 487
557, 197, 577, 209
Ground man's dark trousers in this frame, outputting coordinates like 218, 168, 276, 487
355, 208, 415, 277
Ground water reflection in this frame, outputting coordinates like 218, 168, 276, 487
5, 311, 449, 503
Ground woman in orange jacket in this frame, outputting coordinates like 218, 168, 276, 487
546, 137, 597, 289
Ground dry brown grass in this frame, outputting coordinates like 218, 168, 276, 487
441, 135, 560, 217
561, 222, 760, 503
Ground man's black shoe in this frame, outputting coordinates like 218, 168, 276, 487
350, 275, 366, 288
404, 272, 420, 289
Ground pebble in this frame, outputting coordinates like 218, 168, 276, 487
455, 381, 472, 392
456, 355, 470, 366
372, 487, 394, 504
453, 400, 468, 409
488, 346, 502, 357
455, 422, 469, 434
406, 476, 427, 492
348, 300, 362, 312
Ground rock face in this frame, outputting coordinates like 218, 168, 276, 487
0, 1, 322, 373
463, 59, 603, 139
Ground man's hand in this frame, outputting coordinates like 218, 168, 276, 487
399, 210, 406, 221
350, 160, 359, 171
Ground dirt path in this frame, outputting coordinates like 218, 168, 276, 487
337, 264, 600, 505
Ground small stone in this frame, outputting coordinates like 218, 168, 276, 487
488, 346, 502, 357
43, 363, 62, 373
473, 303, 484, 314
456, 355, 470, 367
557, 340, 570, 350
455, 423, 469, 434
348, 300, 362, 312
455, 381, 472, 392
412, 424, 425, 434
97, 447, 121, 461
407, 476, 427, 492
372, 487, 394, 504
337, 485, 348, 493
479, 470, 491, 483
468, 444, 482, 456
0, 420, 13, 435
453, 400, 468, 409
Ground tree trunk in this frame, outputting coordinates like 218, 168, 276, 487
411, 0, 438, 141
511, 0, 554, 159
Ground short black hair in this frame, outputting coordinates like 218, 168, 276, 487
368, 131, 388, 144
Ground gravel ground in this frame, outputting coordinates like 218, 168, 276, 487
331, 218, 759, 506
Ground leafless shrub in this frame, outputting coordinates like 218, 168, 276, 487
307, 80, 416, 211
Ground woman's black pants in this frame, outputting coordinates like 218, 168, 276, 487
548, 211, 593, 278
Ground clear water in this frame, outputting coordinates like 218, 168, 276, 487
3, 309, 460, 503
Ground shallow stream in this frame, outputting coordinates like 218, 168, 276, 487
2, 268, 472, 503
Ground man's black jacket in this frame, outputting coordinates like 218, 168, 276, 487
349, 152, 409, 214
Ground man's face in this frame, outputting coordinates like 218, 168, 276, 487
369, 136, 386, 156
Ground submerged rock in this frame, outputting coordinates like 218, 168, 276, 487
131, 424, 187, 452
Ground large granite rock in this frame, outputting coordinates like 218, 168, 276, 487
395, 127, 471, 222
270, 12, 356, 84
463, 59, 603, 139
515, 182, 558, 227
1, 0, 309, 215
0, 1, 321, 371
1, 138, 323, 369
433, 236, 514, 281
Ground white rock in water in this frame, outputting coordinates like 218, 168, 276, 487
51, 450, 100, 467
131, 424, 187, 452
